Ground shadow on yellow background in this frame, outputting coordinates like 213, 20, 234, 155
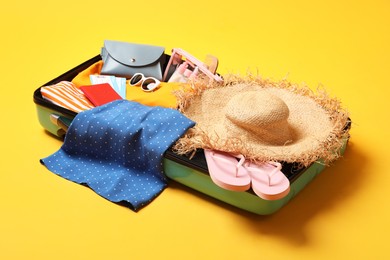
1, 0, 388, 259
167, 139, 369, 244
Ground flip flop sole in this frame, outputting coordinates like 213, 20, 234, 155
204, 149, 251, 192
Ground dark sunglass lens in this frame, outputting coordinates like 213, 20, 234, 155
130, 74, 143, 85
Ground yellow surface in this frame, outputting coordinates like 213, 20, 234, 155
1, 0, 389, 259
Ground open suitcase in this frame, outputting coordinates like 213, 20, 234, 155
34, 53, 350, 215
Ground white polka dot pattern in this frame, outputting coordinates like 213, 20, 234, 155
41, 100, 195, 211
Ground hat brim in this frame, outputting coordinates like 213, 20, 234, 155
174, 76, 350, 167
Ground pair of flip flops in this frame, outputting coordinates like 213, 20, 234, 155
204, 149, 290, 200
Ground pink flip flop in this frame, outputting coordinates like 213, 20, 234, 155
204, 149, 251, 191
245, 161, 290, 200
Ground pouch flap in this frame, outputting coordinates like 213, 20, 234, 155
104, 40, 165, 67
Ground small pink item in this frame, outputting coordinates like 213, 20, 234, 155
245, 161, 290, 200
177, 63, 187, 74
204, 149, 251, 192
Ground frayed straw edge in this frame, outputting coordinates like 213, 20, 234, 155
172, 74, 351, 168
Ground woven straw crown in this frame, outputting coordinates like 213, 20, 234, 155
224, 91, 292, 146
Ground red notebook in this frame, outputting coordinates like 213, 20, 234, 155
80, 83, 123, 106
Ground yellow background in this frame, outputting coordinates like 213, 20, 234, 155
1, 0, 389, 259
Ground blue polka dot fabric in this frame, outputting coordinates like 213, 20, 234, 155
40, 100, 195, 211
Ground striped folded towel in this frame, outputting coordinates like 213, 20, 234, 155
41, 81, 95, 113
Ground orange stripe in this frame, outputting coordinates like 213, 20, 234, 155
41, 81, 95, 112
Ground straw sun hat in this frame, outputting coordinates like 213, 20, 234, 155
173, 74, 350, 167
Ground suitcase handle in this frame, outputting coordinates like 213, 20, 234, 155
50, 114, 72, 134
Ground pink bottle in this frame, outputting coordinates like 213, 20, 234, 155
168, 63, 189, 83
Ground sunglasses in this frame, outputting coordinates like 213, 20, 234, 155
129, 73, 161, 92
